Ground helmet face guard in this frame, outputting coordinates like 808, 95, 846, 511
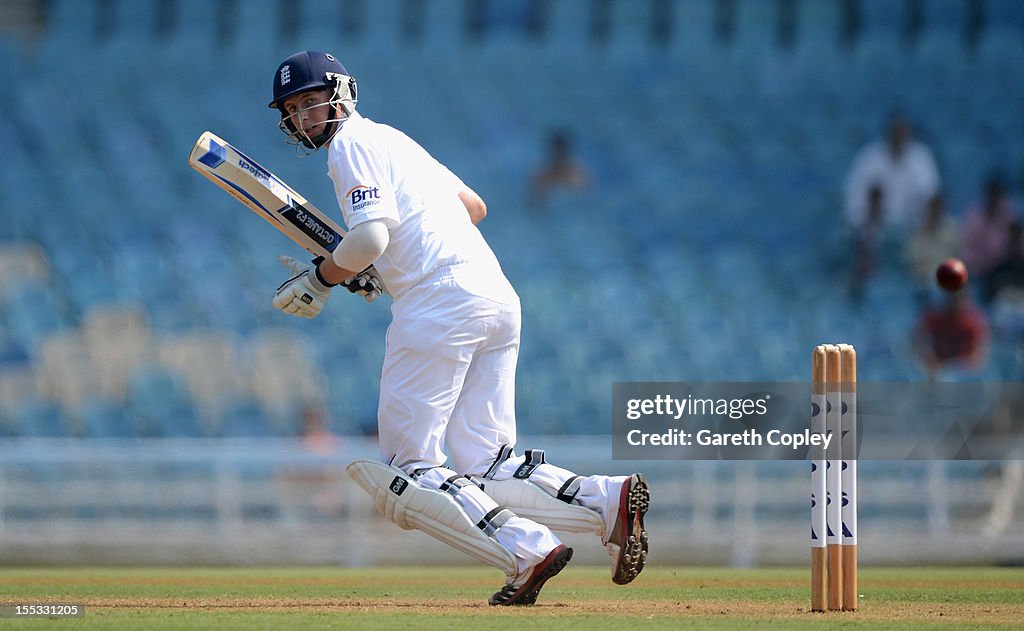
269, 52, 358, 155
277, 74, 357, 155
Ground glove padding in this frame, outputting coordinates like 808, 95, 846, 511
341, 268, 384, 303
272, 255, 334, 318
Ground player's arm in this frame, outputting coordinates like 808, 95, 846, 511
273, 219, 389, 317
318, 219, 390, 285
460, 187, 487, 225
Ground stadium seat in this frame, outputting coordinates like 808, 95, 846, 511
79, 395, 136, 438
0, 241, 50, 293
666, 0, 718, 67
976, 26, 1024, 85
98, 0, 160, 57
982, 0, 1024, 32
218, 398, 275, 438
160, 0, 220, 62
732, 0, 780, 53
41, 0, 99, 49
540, 0, 592, 57
857, 0, 909, 40
246, 328, 328, 423
0, 333, 28, 367
793, 0, 844, 52
159, 328, 248, 422
13, 396, 68, 438
418, 0, 467, 53
604, 0, 656, 61
850, 30, 908, 89
294, 0, 344, 49
912, 28, 970, 86
224, 0, 283, 68
919, 0, 970, 35
126, 364, 205, 438
5, 283, 70, 352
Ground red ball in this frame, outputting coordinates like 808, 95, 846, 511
936, 257, 969, 292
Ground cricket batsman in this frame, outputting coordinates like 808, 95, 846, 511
267, 50, 650, 605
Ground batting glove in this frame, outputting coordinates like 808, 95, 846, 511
272, 255, 334, 318
341, 268, 384, 303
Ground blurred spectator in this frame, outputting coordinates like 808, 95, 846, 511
844, 114, 940, 233
849, 184, 890, 303
529, 129, 589, 208
905, 193, 959, 302
960, 173, 1020, 295
299, 405, 341, 457
277, 406, 345, 520
985, 221, 1024, 338
912, 292, 990, 380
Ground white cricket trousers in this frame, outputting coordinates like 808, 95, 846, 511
376, 266, 623, 573
378, 267, 561, 573
378, 267, 520, 475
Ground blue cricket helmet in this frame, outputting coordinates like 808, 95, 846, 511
268, 51, 355, 111
269, 51, 358, 153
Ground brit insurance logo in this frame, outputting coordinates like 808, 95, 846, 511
347, 184, 381, 212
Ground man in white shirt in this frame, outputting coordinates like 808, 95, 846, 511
266, 51, 649, 606
844, 116, 940, 232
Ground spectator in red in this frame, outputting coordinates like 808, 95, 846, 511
912, 292, 990, 380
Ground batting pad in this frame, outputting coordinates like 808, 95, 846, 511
481, 478, 604, 536
346, 459, 517, 575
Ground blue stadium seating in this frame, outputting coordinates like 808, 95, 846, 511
126, 365, 205, 438
920, 0, 970, 35
219, 399, 276, 438
857, 0, 909, 38
983, 0, 1024, 32
12, 397, 68, 438
0, 0, 1020, 436
79, 395, 137, 438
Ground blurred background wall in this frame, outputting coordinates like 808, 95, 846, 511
0, 0, 1021, 566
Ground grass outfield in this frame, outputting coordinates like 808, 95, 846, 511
1, 566, 1022, 629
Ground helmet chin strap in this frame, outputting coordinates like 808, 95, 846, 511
304, 101, 351, 149
305, 118, 338, 149
279, 82, 356, 154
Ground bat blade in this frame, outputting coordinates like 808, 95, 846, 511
188, 131, 345, 259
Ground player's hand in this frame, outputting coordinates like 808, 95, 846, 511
272, 255, 334, 318
341, 268, 384, 303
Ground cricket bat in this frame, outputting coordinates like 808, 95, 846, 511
187, 130, 387, 296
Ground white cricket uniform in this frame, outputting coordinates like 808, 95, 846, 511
327, 111, 519, 474
326, 112, 625, 572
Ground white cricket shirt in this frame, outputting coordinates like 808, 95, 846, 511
327, 112, 515, 302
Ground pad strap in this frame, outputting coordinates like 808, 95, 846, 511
483, 444, 515, 479
477, 506, 515, 537
556, 475, 583, 504
513, 449, 546, 479
440, 474, 477, 498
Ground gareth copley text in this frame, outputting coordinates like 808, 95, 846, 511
625, 428, 832, 450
